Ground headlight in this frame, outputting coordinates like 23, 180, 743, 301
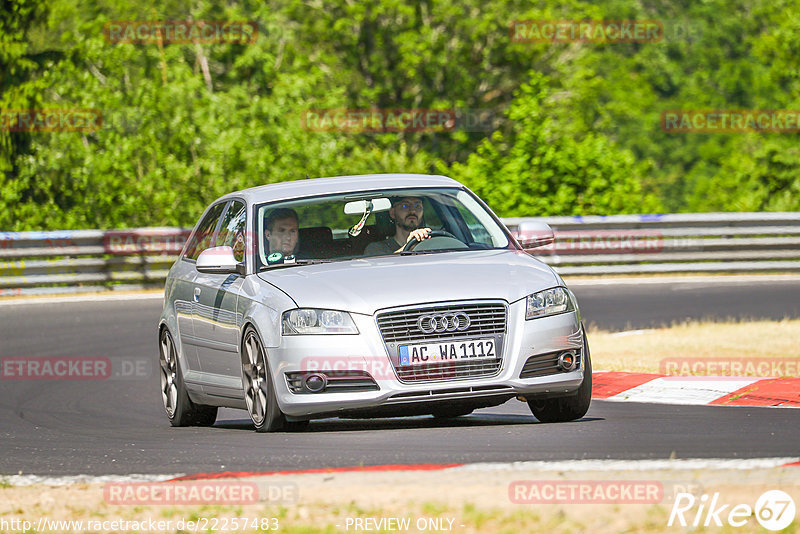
525, 287, 575, 320
282, 309, 359, 335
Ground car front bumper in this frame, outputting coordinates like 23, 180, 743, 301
267, 300, 586, 418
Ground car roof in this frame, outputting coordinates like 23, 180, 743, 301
217, 174, 464, 205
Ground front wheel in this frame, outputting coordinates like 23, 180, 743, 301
284, 420, 310, 432
241, 327, 285, 432
159, 328, 217, 427
527, 333, 592, 423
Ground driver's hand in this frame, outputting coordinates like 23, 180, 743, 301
394, 228, 432, 253
406, 228, 432, 244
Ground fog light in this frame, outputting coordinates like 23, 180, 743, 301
557, 351, 577, 372
304, 373, 327, 393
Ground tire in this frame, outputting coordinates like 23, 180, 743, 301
240, 326, 285, 432
284, 420, 310, 432
159, 328, 218, 427
431, 408, 474, 419
527, 332, 592, 423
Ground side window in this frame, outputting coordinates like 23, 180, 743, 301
453, 203, 493, 245
420, 198, 443, 229
184, 202, 227, 260
216, 200, 247, 263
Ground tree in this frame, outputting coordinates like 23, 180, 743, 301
447, 72, 660, 216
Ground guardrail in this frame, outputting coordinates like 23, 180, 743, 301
505, 212, 800, 275
1, 213, 799, 296
0, 228, 188, 296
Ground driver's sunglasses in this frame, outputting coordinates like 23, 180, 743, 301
397, 202, 423, 210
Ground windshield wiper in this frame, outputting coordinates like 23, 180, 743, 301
398, 248, 470, 255
259, 259, 333, 271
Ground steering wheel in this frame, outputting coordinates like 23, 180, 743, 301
402, 230, 459, 251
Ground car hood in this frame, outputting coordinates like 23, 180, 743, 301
256, 250, 561, 315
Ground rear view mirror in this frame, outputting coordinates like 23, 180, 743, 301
344, 198, 392, 215
196, 246, 244, 275
516, 222, 555, 249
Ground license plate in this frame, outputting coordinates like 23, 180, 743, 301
398, 339, 496, 366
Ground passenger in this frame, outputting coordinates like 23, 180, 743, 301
264, 208, 299, 257
364, 196, 432, 255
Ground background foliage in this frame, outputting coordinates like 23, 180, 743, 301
2, 0, 799, 230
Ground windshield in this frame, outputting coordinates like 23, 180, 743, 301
255, 187, 511, 269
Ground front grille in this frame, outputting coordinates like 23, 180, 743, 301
285, 370, 379, 394
395, 359, 502, 382
387, 384, 515, 402
519, 350, 582, 379
376, 301, 507, 383
377, 302, 506, 343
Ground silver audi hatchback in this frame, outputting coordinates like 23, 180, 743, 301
158, 174, 591, 431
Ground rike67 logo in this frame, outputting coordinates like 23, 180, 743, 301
669, 490, 796, 531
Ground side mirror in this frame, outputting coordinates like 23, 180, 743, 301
196, 246, 245, 275
516, 222, 555, 250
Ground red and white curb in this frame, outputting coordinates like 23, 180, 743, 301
170, 459, 800, 481
593, 372, 800, 407
3, 459, 798, 486
0, 473, 178, 486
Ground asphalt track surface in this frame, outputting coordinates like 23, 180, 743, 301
1, 278, 799, 476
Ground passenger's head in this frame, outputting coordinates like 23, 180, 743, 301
264, 208, 299, 256
390, 196, 424, 232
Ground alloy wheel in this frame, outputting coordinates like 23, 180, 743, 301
159, 330, 178, 418
242, 331, 268, 425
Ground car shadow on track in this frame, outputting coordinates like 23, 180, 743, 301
213, 413, 604, 432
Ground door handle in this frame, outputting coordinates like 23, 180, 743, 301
193, 287, 201, 302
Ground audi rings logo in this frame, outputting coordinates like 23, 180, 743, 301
417, 312, 471, 334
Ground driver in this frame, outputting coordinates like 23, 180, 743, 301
264, 208, 300, 257
364, 196, 432, 255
